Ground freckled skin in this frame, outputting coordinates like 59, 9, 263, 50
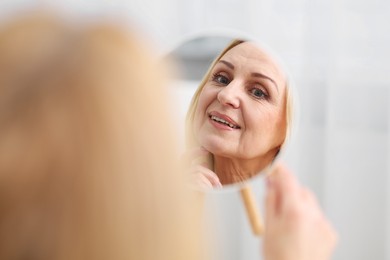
193, 42, 287, 184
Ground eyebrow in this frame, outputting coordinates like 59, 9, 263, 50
218, 59, 279, 92
219, 60, 234, 70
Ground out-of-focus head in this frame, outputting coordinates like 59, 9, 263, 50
0, 12, 201, 260
186, 39, 293, 184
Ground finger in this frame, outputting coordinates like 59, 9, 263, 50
195, 174, 214, 189
191, 165, 222, 188
267, 163, 301, 213
269, 163, 300, 192
203, 172, 222, 188
300, 187, 319, 207
265, 177, 277, 221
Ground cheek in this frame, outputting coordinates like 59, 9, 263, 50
245, 106, 286, 142
199, 86, 215, 104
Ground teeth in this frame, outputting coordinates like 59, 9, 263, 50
210, 115, 239, 129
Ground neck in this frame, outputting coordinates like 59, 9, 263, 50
213, 152, 277, 185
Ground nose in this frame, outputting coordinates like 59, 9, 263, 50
217, 80, 241, 109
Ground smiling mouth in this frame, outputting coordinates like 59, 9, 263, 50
209, 115, 241, 129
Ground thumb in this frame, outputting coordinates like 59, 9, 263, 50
265, 175, 277, 223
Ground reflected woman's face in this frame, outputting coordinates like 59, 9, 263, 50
193, 42, 287, 161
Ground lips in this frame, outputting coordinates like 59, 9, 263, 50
208, 112, 241, 129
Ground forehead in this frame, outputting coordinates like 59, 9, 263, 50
219, 42, 286, 88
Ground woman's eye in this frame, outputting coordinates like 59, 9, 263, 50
212, 74, 230, 85
250, 88, 268, 99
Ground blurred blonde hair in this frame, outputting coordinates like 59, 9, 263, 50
185, 39, 293, 154
0, 12, 203, 260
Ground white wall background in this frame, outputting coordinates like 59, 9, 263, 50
1, 0, 390, 259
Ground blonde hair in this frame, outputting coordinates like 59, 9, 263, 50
0, 12, 202, 260
185, 39, 293, 154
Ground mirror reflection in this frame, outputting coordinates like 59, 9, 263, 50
171, 36, 292, 189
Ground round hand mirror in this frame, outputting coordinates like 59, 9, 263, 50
168, 33, 293, 191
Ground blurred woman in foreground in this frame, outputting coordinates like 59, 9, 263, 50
0, 12, 203, 260
0, 11, 336, 260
